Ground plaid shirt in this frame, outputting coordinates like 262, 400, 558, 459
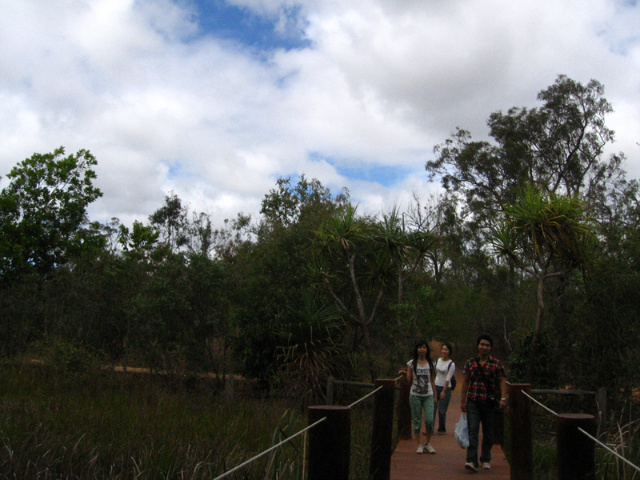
463, 355, 506, 402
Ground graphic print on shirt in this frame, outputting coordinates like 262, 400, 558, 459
409, 361, 432, 396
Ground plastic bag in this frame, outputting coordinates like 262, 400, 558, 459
454, 413, 469, 449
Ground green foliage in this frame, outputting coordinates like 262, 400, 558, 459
28, 337, 103, 380
0, 147, 103, 283
275, 292, 349, 403
597, 418, 640, 480
507, 331, 559, 388
496, 185, 590, 271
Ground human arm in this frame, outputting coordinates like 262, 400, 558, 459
441, 362, 455, 399
498, 375, 507, 409
431, 374, 437, 403
399, 361, 413, 385
460, 372, 469, 412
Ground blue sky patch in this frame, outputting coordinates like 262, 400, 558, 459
165, 160, 200, 181
189, 0, 310, 51
312, 153, 410, 188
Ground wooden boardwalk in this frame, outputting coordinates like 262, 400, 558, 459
390, 382, 510, 479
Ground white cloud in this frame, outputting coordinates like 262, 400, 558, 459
0, 0, 639, 230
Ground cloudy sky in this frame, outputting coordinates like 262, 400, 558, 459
1, 0, 639, 228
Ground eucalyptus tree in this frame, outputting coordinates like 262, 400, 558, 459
427, 75, 624, 239
149, 192, 189, 253
426, 75, 625, 342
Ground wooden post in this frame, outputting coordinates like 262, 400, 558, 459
509, 384, 533, 480
395, 374, 412, 440
370, 379, 395, 480
596, 388, 607, 439
327, 376, 335, 405
308, 406, 351, 480
557, 413, 596, 480
224, 373, 234, 400
494, 408, 504, 445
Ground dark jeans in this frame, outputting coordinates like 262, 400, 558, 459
466, 398, 495, 466
435, 386, 451, 432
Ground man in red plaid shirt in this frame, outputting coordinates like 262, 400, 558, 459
460, 334, 507, 473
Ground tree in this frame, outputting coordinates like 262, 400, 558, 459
0, 147, 103, 283
231, 176, 350, 385
492, 186, 591, 381
426, 75, 625, 344
314, 205, 410, 379
149, 192, 189, 253
427, 75, 625, 237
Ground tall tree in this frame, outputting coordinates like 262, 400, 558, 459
426, 75, 625, 342
0, 147, 103, 283
492, 186, 591, 381
231, 176, 349, 385
426, 75, 625, 237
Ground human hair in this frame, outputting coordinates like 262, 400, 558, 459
412, 340, 434, 376
441, 342, 453, 357
476, 334, 493, 348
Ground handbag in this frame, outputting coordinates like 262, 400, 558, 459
454, 413, 469, 448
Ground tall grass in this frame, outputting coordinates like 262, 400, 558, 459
596, 418, 640, 480
502, 395, 640, 480
0, 362, 373, 479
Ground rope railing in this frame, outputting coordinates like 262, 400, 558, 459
514, 384, 640, 478
214, 375, 403, 480
349, 385, 383, 408
577, 427, 640, 475
213, 416, 327, 480
520, 389, 559, 417
346, 376, 403, 409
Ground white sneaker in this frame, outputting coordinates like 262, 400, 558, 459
416, 444, 424, 454
465, 462, 478, 472
482, 462, 491, 470
424, 443, 436, 454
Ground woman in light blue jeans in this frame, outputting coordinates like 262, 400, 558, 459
400, 340, 438, 454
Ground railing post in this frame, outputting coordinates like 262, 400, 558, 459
395, 374, 412, 440
327, 376, 335, 405
369, 379, 395, 480
224, 373, 234, 400
596, 387, 607, 439
509, 383, 533, 480
308, 406, 351, 480
557, 413, 596, 480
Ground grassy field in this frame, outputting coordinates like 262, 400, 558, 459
0, 362, 374, 479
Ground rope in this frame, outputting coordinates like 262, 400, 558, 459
578, 428, 640, 475
520, 388, 640, 474
213, 417, 327, 480
216, 377, 396, 478
349, 385, 383, 408
520, 390, 559, 417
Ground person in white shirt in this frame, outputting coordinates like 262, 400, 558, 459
434, 343, 455, 433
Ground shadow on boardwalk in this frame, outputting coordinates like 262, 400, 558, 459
390, 377, 510, 479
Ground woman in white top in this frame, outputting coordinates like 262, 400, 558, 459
434, 343, 455, 433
